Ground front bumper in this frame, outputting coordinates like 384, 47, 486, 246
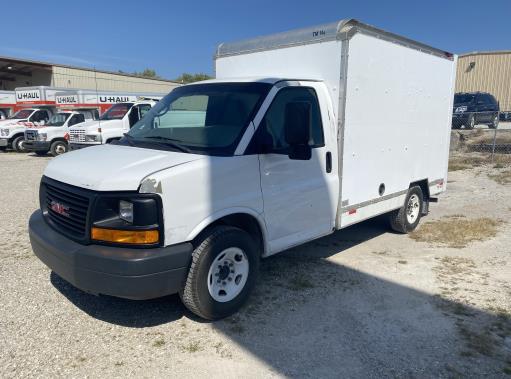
0, 138, 8, 147
24, 141, 50, 152
69, 143, 99, 151
29, 210, 192, 300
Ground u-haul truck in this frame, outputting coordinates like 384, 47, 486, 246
24, 90, 98, 156
68, 91, 165, 149
0, 86, 65, 152
0, 90, 17, 119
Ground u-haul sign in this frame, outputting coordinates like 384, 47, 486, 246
83, 95, 138, 104
56, 95, 79, 105
16, 89, 42, 102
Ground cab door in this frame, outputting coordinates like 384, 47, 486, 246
255, 83, 335, 253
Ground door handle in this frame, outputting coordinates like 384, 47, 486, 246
326, 151, 332, 173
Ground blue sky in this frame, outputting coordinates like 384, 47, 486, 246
2, 0, 510, 80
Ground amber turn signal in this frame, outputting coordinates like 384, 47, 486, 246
91, 227, 159, 244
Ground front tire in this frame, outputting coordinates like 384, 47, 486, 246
12, 136, 26, 152
465, 114, 475, 129
389, 186, 424, 233
489, 113, 499, 129
180, 226, 259, 320
50, 141, 68, 156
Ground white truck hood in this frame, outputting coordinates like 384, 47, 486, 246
44, 144, 204, 191
70, 119, 119, 132
0, 119, 26, 128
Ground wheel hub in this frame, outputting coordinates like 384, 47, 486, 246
406, 194, 420, 224
207, 247, 249, 302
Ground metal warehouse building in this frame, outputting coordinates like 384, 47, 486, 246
0, 55, 179, 93
456, 51, 511, 111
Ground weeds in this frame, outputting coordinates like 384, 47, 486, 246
410, 217, 502, 248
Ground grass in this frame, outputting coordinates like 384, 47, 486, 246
489, 170, 511, 185
448, 153, 511, 172
287, 276, 315, 291
152, 338, 165, 347
182, 341, 203, 353
410, 216, 503, 248
458, 325, 496, 357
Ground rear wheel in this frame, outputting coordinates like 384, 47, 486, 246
180, 225, 259, 320
50, 141, 68, 156
389, 186, 424, 233
12, 136, 26, 152
489, 113, 499, 129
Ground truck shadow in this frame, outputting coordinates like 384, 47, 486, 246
50, 216, 389, 327
50, 216, 509, 377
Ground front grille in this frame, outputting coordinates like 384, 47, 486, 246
25, 129, 38, 141
69, 129, 85, 143
44, 181, 89, 239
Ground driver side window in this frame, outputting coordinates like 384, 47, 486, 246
30, 110, 49, 123
257, 87, 324, 153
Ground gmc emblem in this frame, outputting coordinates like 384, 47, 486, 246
50, 201, 70, 217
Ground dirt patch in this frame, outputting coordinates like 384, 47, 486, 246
410, 216, 503, 248
489, 170, 511, 185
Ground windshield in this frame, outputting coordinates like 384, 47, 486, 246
47, 113, 71, 127
123, 82, 271, 155
8, 109, 33, 119
100, 103, 134, 120
454, 94, 475, 104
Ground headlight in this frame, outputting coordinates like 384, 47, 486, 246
38, 133, 47, 141
119, 200, 134, 223
455, 106, 467, 113
90, 195, 162, 246
85, 134, 101, 142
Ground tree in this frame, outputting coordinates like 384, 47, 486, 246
175, 73, 212, 84
132, 68, 161, 79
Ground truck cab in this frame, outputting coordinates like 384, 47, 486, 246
0, 108, 52, 152
24, 110, 95, 156
68, 100, 158, 149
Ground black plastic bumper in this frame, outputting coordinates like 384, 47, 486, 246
29, 210, 192, 300
70, 143, 96, 150
24, 141, 50, 152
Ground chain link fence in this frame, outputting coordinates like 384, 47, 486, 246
451, 110, 511, 159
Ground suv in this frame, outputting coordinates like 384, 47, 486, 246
452, 92, 499, 129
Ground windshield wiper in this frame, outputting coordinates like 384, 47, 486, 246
143, 136, 191, 153
120, 133, 136, 146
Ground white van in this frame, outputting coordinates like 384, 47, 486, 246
29, 19, 456, 320
68, 96, 163, 150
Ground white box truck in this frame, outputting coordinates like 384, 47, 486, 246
0, 86, 64, 152
29, 19, 456, 320
23, 90, 99, 156
67, 92, 165, 149
0, 90, 17, 119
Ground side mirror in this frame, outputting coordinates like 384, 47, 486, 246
284, 101, 312, 160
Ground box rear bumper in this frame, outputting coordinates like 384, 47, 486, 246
29, 210, 192, 300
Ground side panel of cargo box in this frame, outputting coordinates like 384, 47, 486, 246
338, 32, 456, 228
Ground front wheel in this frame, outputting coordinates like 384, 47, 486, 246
489, 113, 499, 129
12, 136, 26, 152
180, 226, 259, 320
50, 141, 68, 156
389, 186, 424, 233
465, 114, 475, 129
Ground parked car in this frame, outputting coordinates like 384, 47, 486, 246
28, 19, 456, 320
452, 92, 499, 129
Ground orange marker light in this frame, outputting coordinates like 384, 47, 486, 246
91, 227, 159, 244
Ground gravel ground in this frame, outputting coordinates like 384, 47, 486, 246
1, 151, 510, 378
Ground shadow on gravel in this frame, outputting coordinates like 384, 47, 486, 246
50, 216, 511, 377
51, 274, 187, 327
